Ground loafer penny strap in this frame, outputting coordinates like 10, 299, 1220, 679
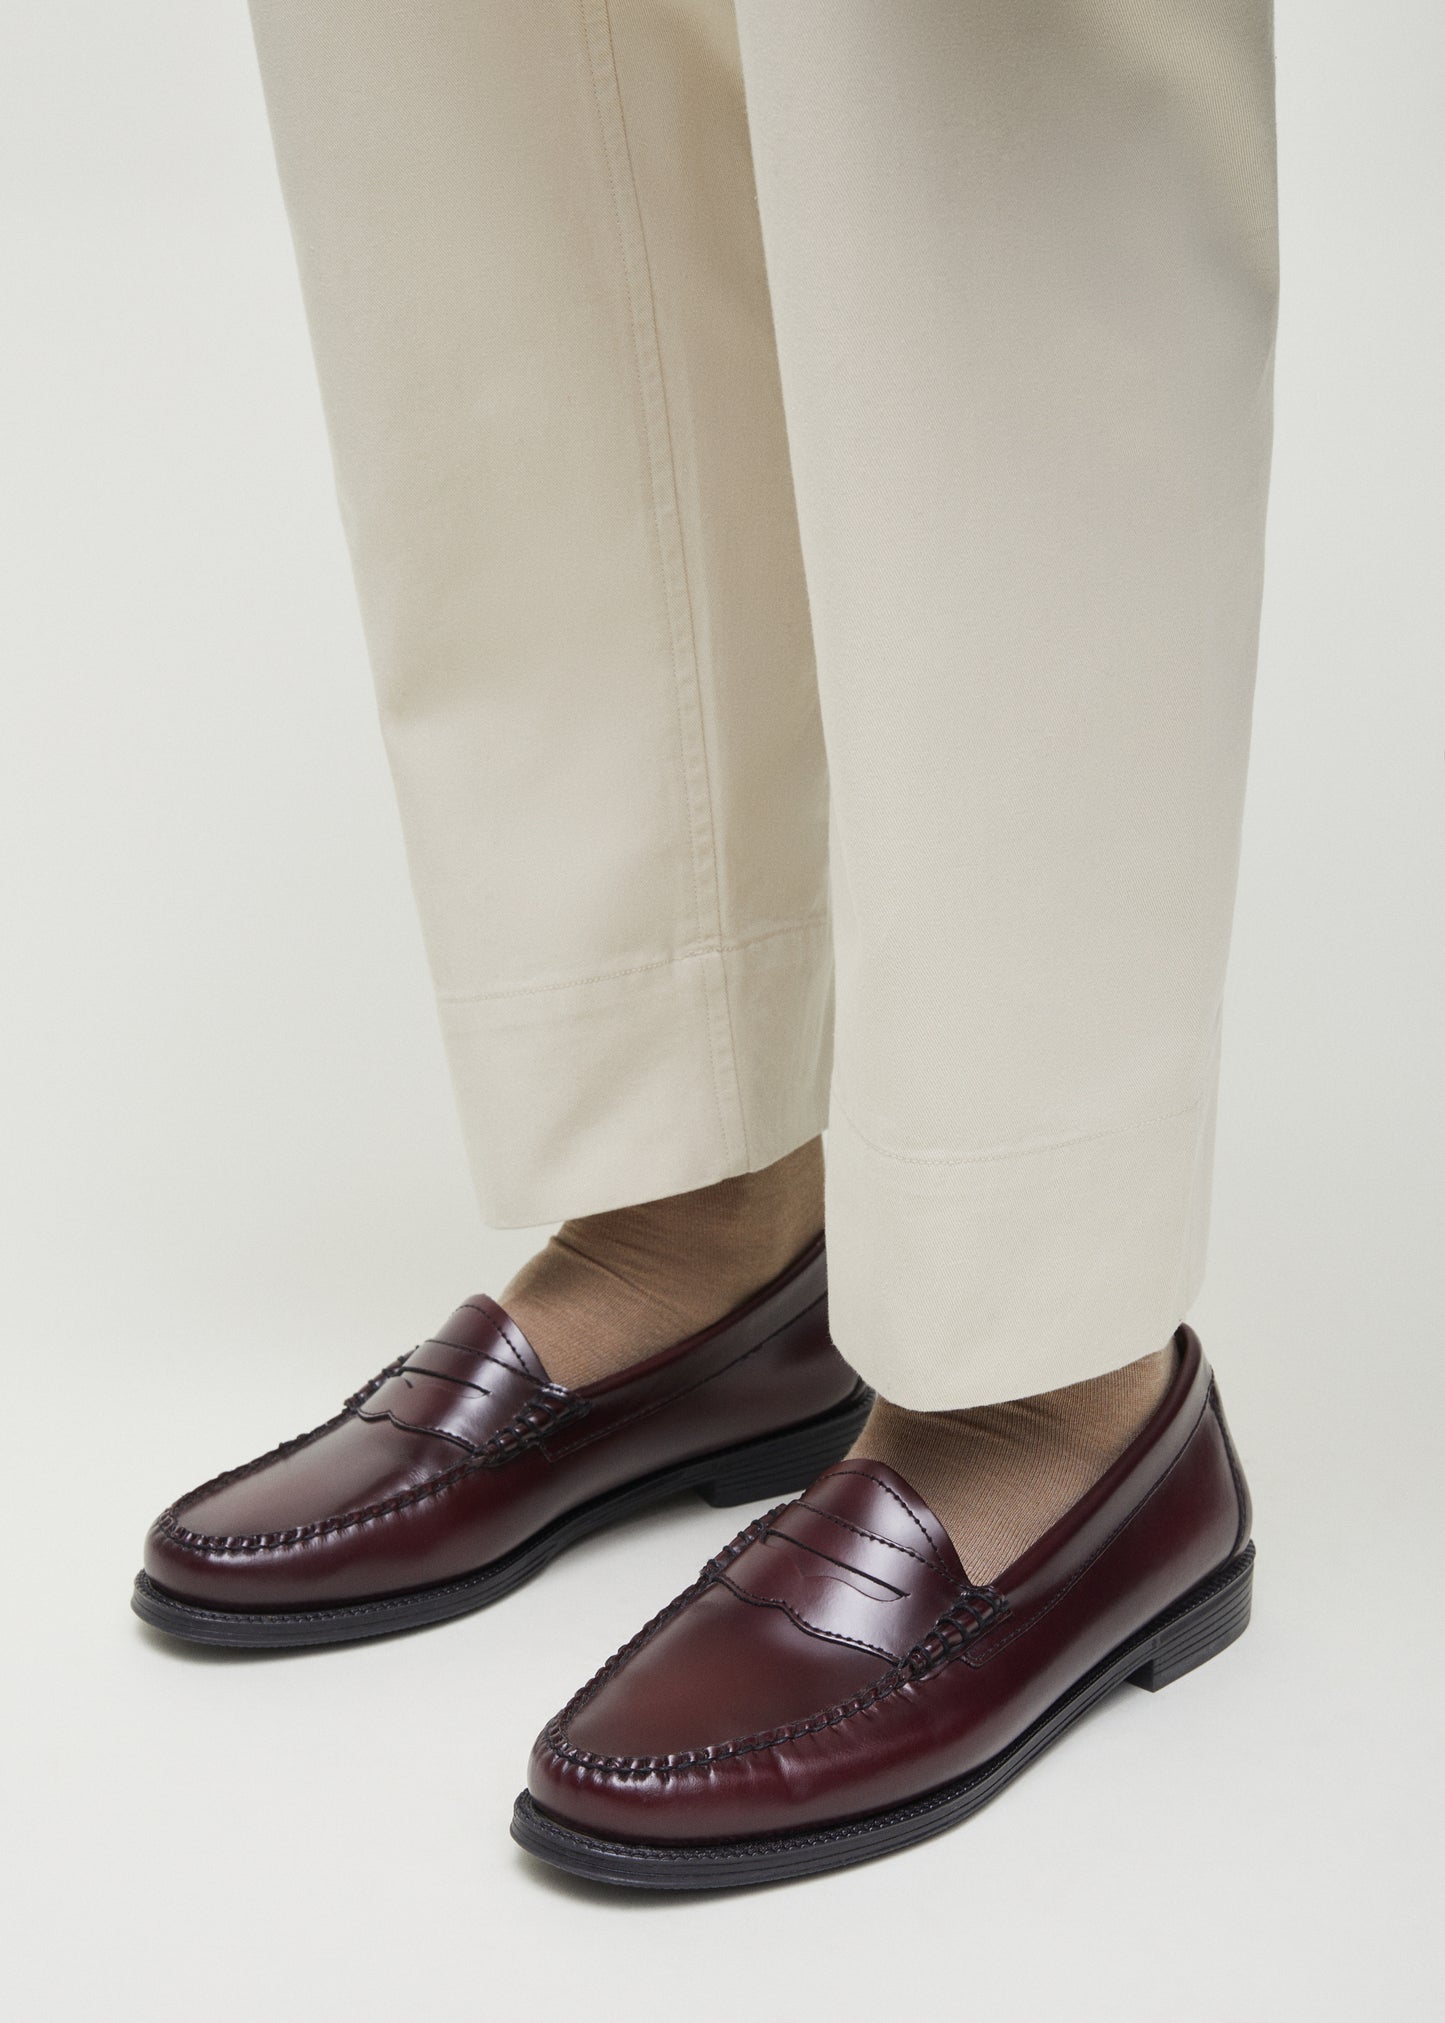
713, 1461, 986, 1664
353, 1296, 566, 1455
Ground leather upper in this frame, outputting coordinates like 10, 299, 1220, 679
527, 1326, 1251, 1843
144, 1236, 856, 1611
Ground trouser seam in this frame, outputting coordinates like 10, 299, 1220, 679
829, 1085, 1212, 1171
434, 913, 829, 1008
579, 0, 747, 1167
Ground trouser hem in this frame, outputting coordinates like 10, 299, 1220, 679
824, 1079, 1218, 1410
438, 916, 832, 1228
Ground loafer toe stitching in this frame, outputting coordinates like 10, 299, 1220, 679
158, 1351, 419, 1537
543, 1648, 900, 1781
542, 1560, 1008, 1782
153, 1379, 591, 1556
161, 1408, 353, 1537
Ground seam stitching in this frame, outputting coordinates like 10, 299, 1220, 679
786, 1506, 946, 1578
165, 1409, 354, 1522
814, 1466, 954, 1577
158, 1387, 588, 1554
829, 1085, 1212, 1171
546, 1595, 950, 1776
544, 1514, 997, 1776
452, 1306, 538, 1377
414, 1347, 514, 1383
352, 1407, 487, 1455
434, 918, 828, 1009
712, 1576, 897, 1661
579, 0, 740, 1166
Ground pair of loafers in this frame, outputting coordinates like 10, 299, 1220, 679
135, 1238, 1254, 1889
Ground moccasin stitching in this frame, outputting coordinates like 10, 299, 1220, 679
155, 1380, 587, 1554
542, 1505, 1006, 1779
542, 1414, 1209, 1777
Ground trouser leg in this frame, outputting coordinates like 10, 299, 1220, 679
735, 0, 1279, 1405
246, 0, 831, 1227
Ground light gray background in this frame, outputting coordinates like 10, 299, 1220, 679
3, 4, 1441, 2018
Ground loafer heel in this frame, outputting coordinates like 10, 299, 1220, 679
1129, 1541, 1255, 1692
697, 1383, 874, 1507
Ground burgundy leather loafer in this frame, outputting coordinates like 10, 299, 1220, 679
133, 1237, 867, 1649
514, 1325, 1253, 1888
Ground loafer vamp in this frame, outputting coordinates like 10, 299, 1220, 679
142, 1295, 571, 1610
531, 1463, 994, 1842
526, 1330, 1251, 1856
175, 1417, 445, 1538
137, 1242, 869, 1628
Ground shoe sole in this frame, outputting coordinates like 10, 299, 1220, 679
509, 1539, 1256, 1890
129, 1384, 874, 1651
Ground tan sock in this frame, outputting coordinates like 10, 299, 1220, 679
499, 1138, 824, 1388
851, 1345, 1177, 1584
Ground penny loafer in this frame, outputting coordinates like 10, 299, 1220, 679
514, 1324, 1253, 1888
133, 1236, 868, 1648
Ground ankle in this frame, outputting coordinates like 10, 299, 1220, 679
501, 1138, 824, 1388
852, 1344, 1177, 1583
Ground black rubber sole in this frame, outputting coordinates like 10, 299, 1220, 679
129, 1384, 873, 1651
510, 1539, 1256, 1890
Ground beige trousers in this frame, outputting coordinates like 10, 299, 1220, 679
248, 0, 1278, 1408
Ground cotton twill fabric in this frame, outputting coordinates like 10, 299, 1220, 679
247, 0, 1277, 1407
